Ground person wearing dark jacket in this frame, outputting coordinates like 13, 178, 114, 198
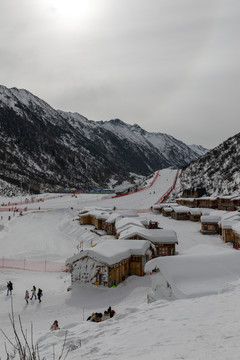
37, 288, 43, 303
6, 281, 13, 296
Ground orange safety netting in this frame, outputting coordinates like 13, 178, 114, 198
0, 258, 68, 272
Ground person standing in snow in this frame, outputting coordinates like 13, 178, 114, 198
37, 288, 43, 303
25, 290, 30, 304
6, 281, 13, 296
30, 285, 37, 300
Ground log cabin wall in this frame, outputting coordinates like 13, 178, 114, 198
190, 214, 201, 222
109, 259, 130, 287
222, 228, 235, 243
201, 222, 219, 234
155, 243, 175, 256
171, 212, 190, 220
80, 215, 91, 225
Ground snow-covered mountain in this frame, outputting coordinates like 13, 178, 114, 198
0, 85, 207, 193
188, 144, 209, 157
179, 132, 240, 196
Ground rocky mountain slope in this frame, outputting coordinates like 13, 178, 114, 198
0, 85, 207, 193
179, 132, 240, 196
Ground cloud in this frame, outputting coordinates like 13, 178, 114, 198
0, 0, 239, 149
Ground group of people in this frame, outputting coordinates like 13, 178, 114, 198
6, 281, 43, 304
87, 306, 116, 322
24, 286, 43, 304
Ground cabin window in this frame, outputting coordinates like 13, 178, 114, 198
208, 225, 216, 231
158, 247, 169, 255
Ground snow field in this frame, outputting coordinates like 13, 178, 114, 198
1, 168, 239, 359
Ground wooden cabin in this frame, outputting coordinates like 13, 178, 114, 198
218, 196, 237, 211
79, 213, 92, 225
171, 206, 190, 220
176, 198, 196, 208
119, 227, 178, 257
162, 207, 173, 217
105, 213, 122, 235
151, 205, 162, 214
198, 197, 218, 209
182, 187, 206, 198
189, 208, 202, 222
200, 215, 221, 234
66, 240, 155, 287
92, 212, 110, 230
221, 223, 235, 243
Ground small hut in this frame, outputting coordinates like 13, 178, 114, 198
162, 207, 173, 217
119, 227, 178, 257
200, 215, 221, 234
198, 196, 218, 209
66, 240, 155, 287
189, 208, 202, 222
171, 206, 190, 220
176, 198, 196, 208
217, 196, 237, 211
221, 221, 236, 243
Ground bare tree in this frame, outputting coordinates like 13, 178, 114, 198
0, 298, 69, 359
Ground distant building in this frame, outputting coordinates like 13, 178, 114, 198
182, 187, 207, 198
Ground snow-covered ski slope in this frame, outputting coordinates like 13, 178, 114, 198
1, 168, 240, 359
76, 168, 178, 211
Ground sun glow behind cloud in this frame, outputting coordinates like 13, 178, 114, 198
43, 0, 100, 31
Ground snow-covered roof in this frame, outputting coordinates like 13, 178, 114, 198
115, 217, 144, 233
201, 215, 221, 223
66, 239, 152, 266
200, 209, 211, 216
218, 195, 234, 200
145, 245, 240, 299
172, 206, 190, 213
119, 227, 178, 244
152, 204, 161, 209
163, 207, 173, 212
198, 196, 217, 201
137, 216, 149, 226
219, 212, 240, 229
114, 210, 139, 218
232, 222, 240, 235
105, 213, 123, 224
177, 198, 195, 202
153, 203, 177, 209
222, 220, 240, 230
189, 208, 202, 215
85, 210, 110, 219
79, 206, 113, 213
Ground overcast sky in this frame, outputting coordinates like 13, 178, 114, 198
0, 0, 239, 149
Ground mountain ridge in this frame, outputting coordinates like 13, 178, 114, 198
0, 85, 208, 193
178, 132, 240, 196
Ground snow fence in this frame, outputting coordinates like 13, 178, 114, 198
0, 257, 68, 272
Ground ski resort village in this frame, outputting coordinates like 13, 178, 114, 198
1, 168, 240, 359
